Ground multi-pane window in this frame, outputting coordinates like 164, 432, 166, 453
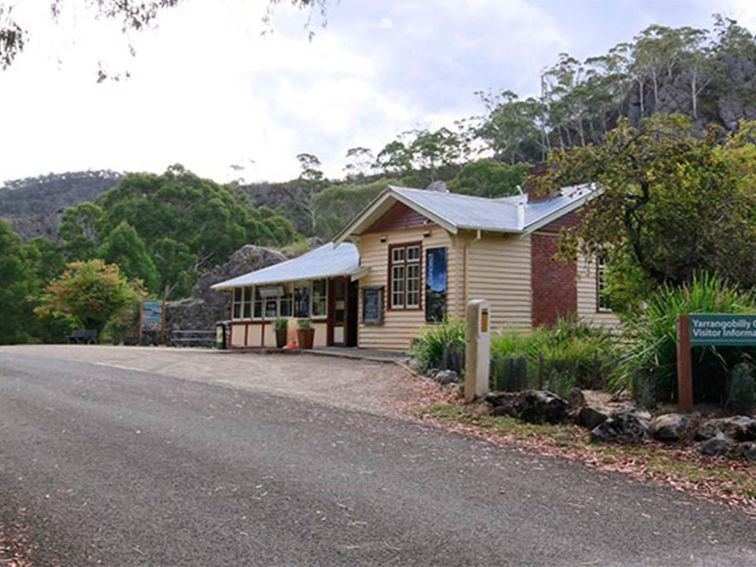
597, 257, 610, 312
231, 281, 327, 320
390, 244, 421, 309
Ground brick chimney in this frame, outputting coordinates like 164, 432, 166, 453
524, 163, 556, 203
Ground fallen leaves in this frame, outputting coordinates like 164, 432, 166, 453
413, 400, 756, 514
0, 519, 35, 567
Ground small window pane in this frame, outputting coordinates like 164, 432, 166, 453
232, 288, 242, 319
243, 287, 252, 319
407, 246, 420, 262
265, 299, 278, 318
392, 248, 405, 263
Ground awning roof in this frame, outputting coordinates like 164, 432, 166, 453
333, 183, 597, 243
211, 242, 361, 290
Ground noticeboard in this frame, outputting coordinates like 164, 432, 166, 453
141, 300, 164, 332
362, 287, 384, 325
690, 314, 756, 346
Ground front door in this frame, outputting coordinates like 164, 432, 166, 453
329, 277, 349, 346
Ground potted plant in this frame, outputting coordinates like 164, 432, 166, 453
296, 318, 315, 349
274, 317, 288, 349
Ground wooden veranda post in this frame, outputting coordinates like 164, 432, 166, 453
676, 314, 693, 413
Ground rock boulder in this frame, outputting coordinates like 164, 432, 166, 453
577, 406, 610, 430
650, 413, 690, 442
699, 435, 733, 457
487, 390, 568, 424
590, 412, 649, 444
696, 416, 756, 442
166, 245, 286, 333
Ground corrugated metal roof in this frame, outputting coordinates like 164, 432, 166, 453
388, 183, 594, 233
211, 243, 361, 290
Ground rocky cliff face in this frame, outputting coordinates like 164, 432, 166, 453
165, 245, 287, 332
0, 170, 121, 241
624, 54, 756, 130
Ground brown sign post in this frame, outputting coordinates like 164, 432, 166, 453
675, 314, 693, 413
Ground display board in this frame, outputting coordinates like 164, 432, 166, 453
142, 300, 164, 332
362, 286, 384, 325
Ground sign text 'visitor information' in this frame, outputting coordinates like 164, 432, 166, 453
689, 314, 756, 346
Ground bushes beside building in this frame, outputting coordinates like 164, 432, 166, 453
411, 316, 618, 396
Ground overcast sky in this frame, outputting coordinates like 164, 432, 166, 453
1, 0, 754, 185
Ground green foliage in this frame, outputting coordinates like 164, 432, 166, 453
410, 318, 466, 372
274, 317, 288, 331
59, 165, 300, 300
546, 115, 756, 291
490, 316, 617, 392
610, 273, 756, 402
0, 220, 37, 344
727, 363, 755, 415
24, 236, 65, 283
448, 159, 529, 198
297, 318, 312, 330
101, 303, 140, 345
97, 221, 160, 293
476, 90, 546, 163
35, 259, 144, 335
59, 202, 104, 261
312, 178, 398, 239
374, 126, 471, 183
152, 237, 196, 299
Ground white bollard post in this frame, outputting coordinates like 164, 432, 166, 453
464, 299, 491, 402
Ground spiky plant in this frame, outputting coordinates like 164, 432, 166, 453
610, 273, 756, 402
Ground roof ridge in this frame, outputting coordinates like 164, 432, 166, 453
390, 185, 522, 206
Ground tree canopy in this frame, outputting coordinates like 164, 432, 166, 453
0, 220, 37, 344
35, 259, 143, 335
58, 165, 298, 299
542, 115, 755, 309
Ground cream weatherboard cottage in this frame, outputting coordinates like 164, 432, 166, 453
212, 183, 619, 351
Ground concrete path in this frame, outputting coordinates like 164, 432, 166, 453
0, 347, 754, 566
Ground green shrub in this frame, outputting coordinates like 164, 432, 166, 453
297, 318, 312, 330
411, 318, 466, 373
490, 316, 617, 391
274, 317, 288, 331
610, 273, 756, 402
727, 363, 755, 415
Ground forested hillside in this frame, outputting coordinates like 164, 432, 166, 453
0, 170, 122, 240
0, 170, 121, 215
